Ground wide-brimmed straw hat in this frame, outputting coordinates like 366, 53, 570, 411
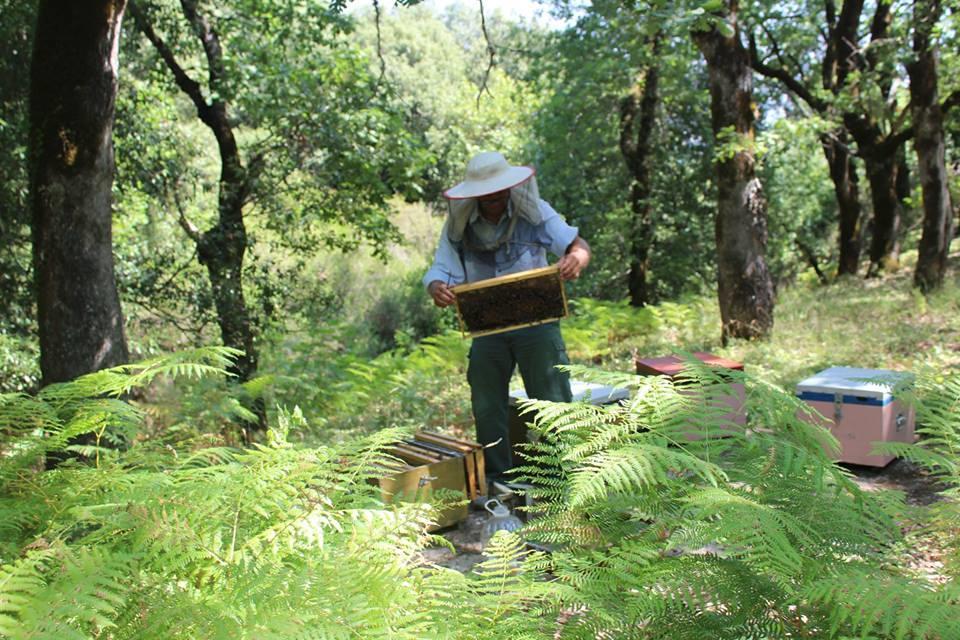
443, 151, 535, 200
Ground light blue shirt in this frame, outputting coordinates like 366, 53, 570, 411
423, 198, 578, 287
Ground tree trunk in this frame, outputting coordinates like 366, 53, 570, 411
198, 193, 257, 382
860, 150, 903, 275
826, 0, 867, 275
29, 0, 129, 387
694, 1, 775, 344
851, 0, 909, 276
750, 0, 867, 276
909, 0, 954, 292
821, 132, 864, 275
131, 1, 258, 384
619, 35, 661, 307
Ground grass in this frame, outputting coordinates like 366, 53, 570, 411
560, 242, 960, 394
723, 249, 960, 390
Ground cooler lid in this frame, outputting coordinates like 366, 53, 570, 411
795, 366, 911, 399
510, 380, 629, 405
636, 351, 744, 377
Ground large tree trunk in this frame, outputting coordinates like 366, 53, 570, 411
909, 0, 954, 292
750, 0, 868, 276
825, 0, 867, 276
619, 34, 661, 307
822, 132, 864, 275
858, 0, 910, 275
198, 172, 257, 382
29, 0, 129, 387
694, 1, 775, 344
131, 1, 258, 384
861, 151, 903, 275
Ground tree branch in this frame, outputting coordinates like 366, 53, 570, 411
749, 33, 827, 112
824, 0, 837, 29
180, 0, 226, 95
129, 1, 210, 121
373, 0, 387, 87
166, 177, 203, 243
476, 0, 496, 108
877, 125, 914, 155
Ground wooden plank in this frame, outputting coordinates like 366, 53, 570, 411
416, 431, 479, 451
415, 432, 472, 453
406, 438, 462, 459
473, 447, 486, 492
389, 444, 439, 466
450, 264, 560, 294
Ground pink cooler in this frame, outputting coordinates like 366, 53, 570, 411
796, 366, 915, 467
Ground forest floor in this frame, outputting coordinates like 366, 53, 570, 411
418, 459, 955, 579
848, 459, 954, 585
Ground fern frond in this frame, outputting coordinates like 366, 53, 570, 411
681, 487, 813, 582
873, 441, 959, 477
568, 444, 725, 508
804, 565, 960, 640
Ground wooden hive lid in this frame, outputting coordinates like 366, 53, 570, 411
636, 351, 744, 377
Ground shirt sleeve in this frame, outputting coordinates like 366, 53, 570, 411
423, 219, 466, 288
537, 199, 579, 258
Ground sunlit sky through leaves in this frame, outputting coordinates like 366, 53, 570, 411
422, 0, 567, 28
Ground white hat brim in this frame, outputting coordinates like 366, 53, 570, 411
443, 166, 535, 200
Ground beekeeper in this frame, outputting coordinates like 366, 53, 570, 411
423, 151, 591, 487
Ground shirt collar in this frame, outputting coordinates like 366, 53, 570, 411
469, 199, 513, 225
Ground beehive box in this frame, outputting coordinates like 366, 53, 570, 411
451, 265, 568, 338
796, 366, 915, 467
374, 433, 486, 530
635, 352, 746, 439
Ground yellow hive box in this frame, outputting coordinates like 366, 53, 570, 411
374, 433, 486, 530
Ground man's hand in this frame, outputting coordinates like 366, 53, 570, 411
558, 236, 591, 281
427, 280, 456, 308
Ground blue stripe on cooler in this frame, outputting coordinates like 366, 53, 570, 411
796, 391, 891, 407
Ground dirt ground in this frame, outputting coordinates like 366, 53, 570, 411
847, 458, 949, 506
420, 459, 955, 581
847, 459, 954, 585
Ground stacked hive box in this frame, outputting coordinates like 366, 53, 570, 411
375, 432, 486, 530
795, 366, 915, 467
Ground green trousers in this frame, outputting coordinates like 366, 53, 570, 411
467, 322, 572, 480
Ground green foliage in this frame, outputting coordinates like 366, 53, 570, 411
511, 359, 960, 639
4, 291, 960, 638
113, 0, 435, 350
365, 269, 458, 354
759, 117, 838, 283
351, 3, 538, 199
0, 0, 36, 394
0, 350, 556, 639
262, 325, 471, 437
875, 369, 960, 581
528, 3, 718, 302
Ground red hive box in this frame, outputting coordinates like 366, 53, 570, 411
635, 352, 746, 439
